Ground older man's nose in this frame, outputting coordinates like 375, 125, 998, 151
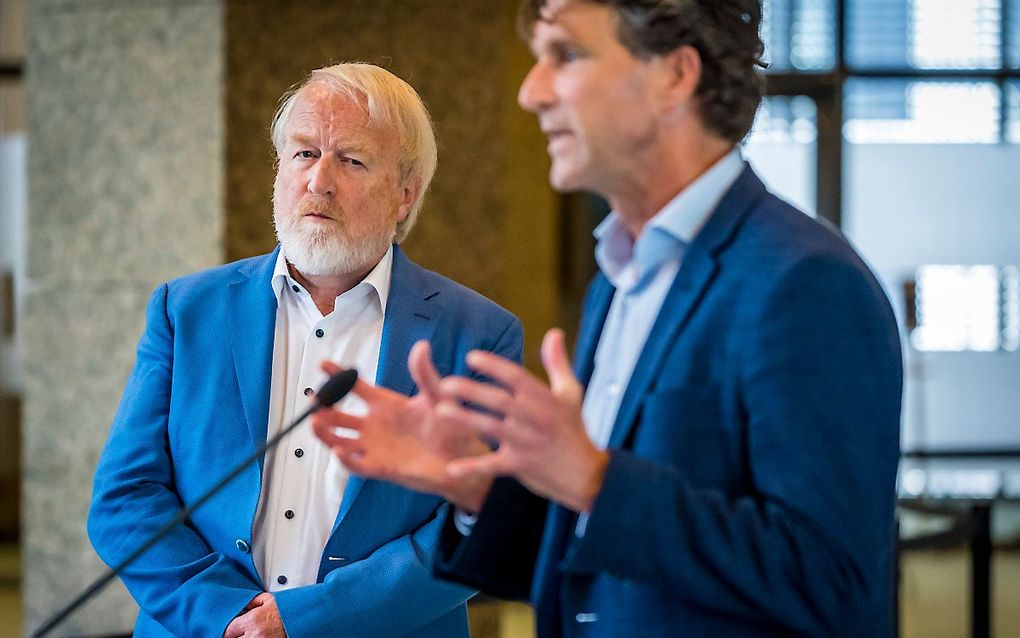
308, 158, 337, 196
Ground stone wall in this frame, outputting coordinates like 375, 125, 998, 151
22, 1, 225, 634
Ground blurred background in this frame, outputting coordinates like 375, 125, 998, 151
1, 0, 1019, 636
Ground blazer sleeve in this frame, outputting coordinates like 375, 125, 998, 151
564, 254, 903, 636
274, 504, 472, 638
87, 285, 262, 637
429, 315, 550, 601
432, 477, 549, 602
275, 311, 527, 637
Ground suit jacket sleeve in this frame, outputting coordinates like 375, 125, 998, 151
564, 253, 903, 636
87, 285, 262, 637
274, 313, 526, 637
432, 478, 549, 602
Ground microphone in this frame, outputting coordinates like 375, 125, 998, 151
31, 368, 359, 638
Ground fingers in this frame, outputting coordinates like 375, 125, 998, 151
436, 399, 506, 440
439, 376, 514, 417
223, 614, 248, 638
408, 340, 441, 403
540, 328, 582, 400
333, 446, 376, 477
317, 361, 390, 402
320, 360, 344, 376
244, 593, 269, 611
463, 350, 545, 396
446, 451, 506, 481
311, 414, 362, 448
311, 406, 364, 432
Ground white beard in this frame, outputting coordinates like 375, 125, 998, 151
274, 205, 395, 277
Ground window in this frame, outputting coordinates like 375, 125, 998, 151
757, 0, 1020, 453
911, 265, 1019, 352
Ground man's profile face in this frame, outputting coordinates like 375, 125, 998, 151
518, 0, 665, 195
273, 84, 415, 277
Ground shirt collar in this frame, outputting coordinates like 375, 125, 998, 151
271, 244, 393, 314
594, 148, 744, 285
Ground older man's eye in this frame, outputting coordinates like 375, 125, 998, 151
344, 158, 365, 167
294, 150, 316, 159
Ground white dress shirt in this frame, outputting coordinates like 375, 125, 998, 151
576, 150, 744, 533
252, 246, 392, 591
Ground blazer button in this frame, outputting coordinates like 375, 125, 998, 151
235, 539, 250, 554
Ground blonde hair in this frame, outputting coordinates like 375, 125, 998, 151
271, 63, 438, 243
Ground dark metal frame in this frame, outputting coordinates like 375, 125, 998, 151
0, 61, 22, 79
898, 499, 995, 638
764, 0, 1020, 229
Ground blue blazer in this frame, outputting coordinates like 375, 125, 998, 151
88, 245, 523, 638
436, 166, 903, 637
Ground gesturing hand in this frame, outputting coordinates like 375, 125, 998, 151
436, 328, 608, 513
311, 341, 493, 512
223, 593, 286, 638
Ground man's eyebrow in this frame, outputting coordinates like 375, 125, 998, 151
287, 134, 369, 155
288, 133, 318, 147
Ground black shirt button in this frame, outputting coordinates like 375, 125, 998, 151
291, 284, 300, 293
294, 448, 304, 458
285, 509, 295, 519
315, 328, 325, 338
277, 575, 288, 585
304, 387, 313, 396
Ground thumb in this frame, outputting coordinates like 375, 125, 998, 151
540, 328, 580, 399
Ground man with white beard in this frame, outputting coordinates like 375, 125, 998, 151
87, 63, 522, 638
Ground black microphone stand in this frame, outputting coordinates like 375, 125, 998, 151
31, 369, 358, 638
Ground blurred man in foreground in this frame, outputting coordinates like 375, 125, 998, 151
314, 2, 902, 636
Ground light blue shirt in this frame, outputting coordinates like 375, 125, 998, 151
574, 150, 743, 533
581, 150, 746, 451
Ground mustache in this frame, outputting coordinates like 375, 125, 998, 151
294, 198, 344, 221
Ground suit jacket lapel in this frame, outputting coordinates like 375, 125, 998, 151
335, 245, 442, 525
574, 273, 615, 386
607, 166, 767, 449
227, 248, 280, 471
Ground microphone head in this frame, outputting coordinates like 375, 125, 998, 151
316, 369, 358, 407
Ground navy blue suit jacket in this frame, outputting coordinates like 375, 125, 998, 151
436, 166, 903, 637
88, 245, 523, 638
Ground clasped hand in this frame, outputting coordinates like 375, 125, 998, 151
311, 329, 608, 513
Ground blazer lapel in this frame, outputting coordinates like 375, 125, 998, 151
334, 246, 441, 525
573, 273, 615, 386
227, 248, 280, 470
607, 166, 767, 449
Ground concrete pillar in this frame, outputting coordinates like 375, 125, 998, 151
23, 1, 226, 634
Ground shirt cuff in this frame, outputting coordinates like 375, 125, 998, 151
452, 508, 479, 536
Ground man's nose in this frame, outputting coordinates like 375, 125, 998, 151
308, 157, 337, 196
518, 61, 553, 113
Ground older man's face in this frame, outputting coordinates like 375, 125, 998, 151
273, 85, 414, 277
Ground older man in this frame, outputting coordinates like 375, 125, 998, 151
87, 63, 522, 638
313, 2, 903, 636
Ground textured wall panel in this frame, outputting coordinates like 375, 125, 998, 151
226, 0, 523, 302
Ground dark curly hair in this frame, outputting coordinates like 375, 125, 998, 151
519, 0, 766, 143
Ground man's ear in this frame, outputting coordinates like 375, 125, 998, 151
397, 178, 422, 223
656, 44, 702, 114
